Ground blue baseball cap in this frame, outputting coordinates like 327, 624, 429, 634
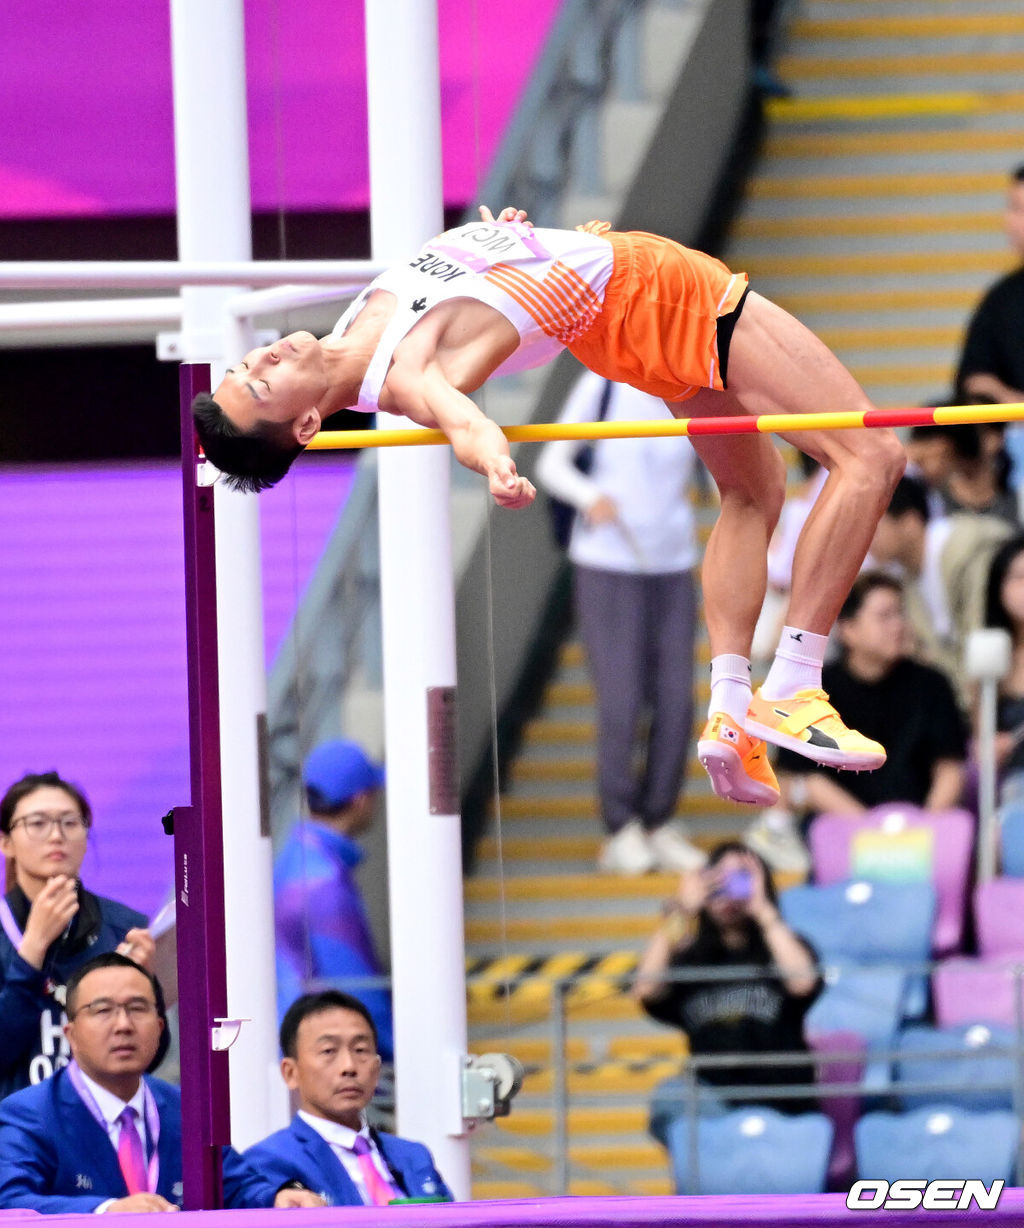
303, 739, 386, 811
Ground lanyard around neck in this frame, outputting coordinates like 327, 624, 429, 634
67, 1061, 161, 1194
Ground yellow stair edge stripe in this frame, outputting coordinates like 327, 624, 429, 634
765, 129, 1024, 160
851, 362, 954, 386
468, 994, 643, 1027
470, 1181, 543, 1200
767, 90, 1024, 124
474, 830, 724, 861
741, 252, 1012, 277
493, 1107, 648, 1136
734, 213, 1002, 240
776, 288, 977, 314
778, 51, 1024, 82
793, 14, 1024, 38
466, 915, 655, 943
815, 325, 961, 351
466, 871, 682, 900
473, 1147, 552, 1173
470, 1036, 590, 1063
508, 757, 708, 783
569, 1142, 666, 1167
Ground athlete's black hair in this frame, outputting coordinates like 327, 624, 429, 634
191, 393, 303, 494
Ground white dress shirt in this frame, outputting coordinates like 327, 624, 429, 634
296, 1110, 393, 1205
77, 1070, 148, 1214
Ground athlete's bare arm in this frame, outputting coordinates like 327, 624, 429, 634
384, 360, 536, 509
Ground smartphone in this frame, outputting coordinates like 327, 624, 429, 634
717, 869, 752, 900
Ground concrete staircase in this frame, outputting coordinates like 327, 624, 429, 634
730, 0, 1024, 410
466, 0, 1024, 1199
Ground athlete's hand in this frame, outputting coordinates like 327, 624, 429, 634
488, 456, 536, 509
105, 1193, 179, 1213
478, 205, 532, 227
117, 927, 156, 971
18, 874, 80, 969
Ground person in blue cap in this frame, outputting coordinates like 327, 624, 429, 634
273, 741, 392, 1060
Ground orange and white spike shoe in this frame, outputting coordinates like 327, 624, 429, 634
698, 712, 780, 807
745, 687, 886, 771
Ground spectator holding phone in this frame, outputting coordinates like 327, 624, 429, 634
634, 841, 821, 1142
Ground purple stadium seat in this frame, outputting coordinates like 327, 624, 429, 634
975, 877, 1024, 958
812, 1030, 865, 1190
808, 804, 974, 955
933, 957, 1024, 1029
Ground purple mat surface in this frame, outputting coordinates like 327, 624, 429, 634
2, 1191, 1022, 1226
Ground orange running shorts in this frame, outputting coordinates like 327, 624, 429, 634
567, 224, 749, 403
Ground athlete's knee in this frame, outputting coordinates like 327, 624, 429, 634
828, 429, 906, 507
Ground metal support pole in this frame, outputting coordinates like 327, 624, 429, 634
176, 365, 230, 1210
366, 0, 471, 1198
685, 1065, 700, 1195
551, 980, 571, 1195
170, 0, 281, 1154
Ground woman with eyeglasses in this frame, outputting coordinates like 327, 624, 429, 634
0, 771, 155, 1100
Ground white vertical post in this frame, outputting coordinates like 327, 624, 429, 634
966, 628, 1013, 885
366, 0, 472, 1199
170, 0, 283, 1148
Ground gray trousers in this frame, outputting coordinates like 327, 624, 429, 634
574, 565, 697, 834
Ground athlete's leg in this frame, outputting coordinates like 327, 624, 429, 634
723, 292, 904, 767
668, 389, 784, 806
677, 388, 788, 657
724, 291, 906, 634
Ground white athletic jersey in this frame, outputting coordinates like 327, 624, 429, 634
331, 220, 614, 412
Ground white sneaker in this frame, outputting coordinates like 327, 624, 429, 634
648, 821, 708, 873
744, 807, 811, 875
598, 820, 656, 875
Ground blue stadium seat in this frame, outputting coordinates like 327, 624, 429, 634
1000, 803, 1024, 878
666, 1106, 833, 1195
780, 879, 936, 1020
780, 879, 936, 965
855, 1106, 1019, 1184
894, 1023, 1017, 1112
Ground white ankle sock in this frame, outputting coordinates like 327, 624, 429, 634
761, 627, 829, 699
709, 654, 752, 726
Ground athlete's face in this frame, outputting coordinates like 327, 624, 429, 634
214, 331, 326, 444
1005, 180, 1024, 261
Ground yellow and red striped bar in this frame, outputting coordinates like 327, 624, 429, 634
307, 402, 1024, 451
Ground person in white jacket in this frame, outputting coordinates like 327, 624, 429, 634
536, 371, 707, 875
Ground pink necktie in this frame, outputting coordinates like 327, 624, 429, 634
351, 1135, 397, 1206
116, 1106, 149, 1195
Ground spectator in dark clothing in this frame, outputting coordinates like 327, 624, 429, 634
635, 841, 821, 1144
0, 771, 155, 1100
982, 535, 1024, 803
955, 165, 1024, 409
907, 423, 1016, 524
776, 573, 968, 819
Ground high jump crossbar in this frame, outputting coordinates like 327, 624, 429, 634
308, 402, 1024, 450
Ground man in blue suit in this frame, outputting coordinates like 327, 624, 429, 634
245, 990, 452, 1206
0, 953, 324, 1213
